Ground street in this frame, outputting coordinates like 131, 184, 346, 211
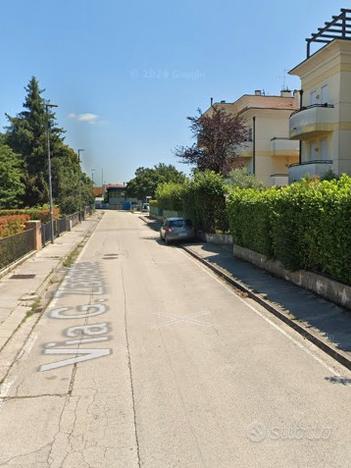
0, 210, 351, 467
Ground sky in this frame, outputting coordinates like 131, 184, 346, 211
0, 0, 347, 184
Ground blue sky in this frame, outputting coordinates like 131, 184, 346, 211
0, 0, 347, 183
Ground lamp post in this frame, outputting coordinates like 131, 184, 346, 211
252, 116, 256, 175
77, 148, 85, 211
45, 102, 58, 244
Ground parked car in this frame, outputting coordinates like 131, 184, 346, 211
142, 203, 150, 212
160, 217, 194, 244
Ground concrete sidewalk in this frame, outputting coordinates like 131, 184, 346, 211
0, 214, 101, 357
185, 242, 351, 358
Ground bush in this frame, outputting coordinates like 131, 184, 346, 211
0, 214, 30, 238
225, 167, 264, 189
155, 183, 187, 212
155, 171, 228, 233
227, 187, 277, 256
0, 206, 60, 223
227, 175, 351, 285
185, 171, 228, 233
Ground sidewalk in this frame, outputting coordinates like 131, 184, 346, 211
0, 214, 100, 356
185, 242, 351, 358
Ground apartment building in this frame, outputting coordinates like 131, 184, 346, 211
207, 91, 299, 186
288, 9, 351, 182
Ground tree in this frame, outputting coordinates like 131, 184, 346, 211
126, 163, 186, 200
4, 77, 93, 212
176, 107, 247, 174
0, 142, 25, 208
5, 77, 64, 206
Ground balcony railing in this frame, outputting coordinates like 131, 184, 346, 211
289, 104, 335, 139
288, 160, 333, 183
271, 137, 299, 157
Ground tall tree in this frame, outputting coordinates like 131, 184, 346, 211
0, 141, 25, 208
176, 107, 247, 174
126, 163, 186, 200
5, 76, 63, 206
4, 77, 93, 212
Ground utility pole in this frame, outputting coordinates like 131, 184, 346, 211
77, 148, 85, 211
46, 102, 58, 244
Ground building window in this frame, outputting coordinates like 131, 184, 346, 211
248, 128, 253, 142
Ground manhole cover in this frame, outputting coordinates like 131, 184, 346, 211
10, 274, 36, 279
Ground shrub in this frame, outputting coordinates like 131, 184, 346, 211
184, 171, 228, 233
0, 214, 30, 238
227, 187, 277, 256
0, 206, 60, 223
155, 183, 187, 212
227, 175, 351, 285
225, 167, 264, 189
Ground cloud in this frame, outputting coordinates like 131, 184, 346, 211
68, 112, 99, 124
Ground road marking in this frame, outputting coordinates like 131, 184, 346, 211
178, 249, 344, 377
153, 311, 211, 328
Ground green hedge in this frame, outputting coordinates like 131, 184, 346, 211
155, 171, 228, 233
227, 175, 351, 285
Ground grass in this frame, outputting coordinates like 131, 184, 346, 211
25, 297, 42, 319
63, 241, 84, 268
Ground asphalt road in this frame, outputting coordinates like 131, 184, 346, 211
0, 211, 351, 467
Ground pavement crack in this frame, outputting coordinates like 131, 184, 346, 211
121, 266, 142, 468
2, 393, 67, 400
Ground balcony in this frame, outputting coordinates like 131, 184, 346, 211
271, 138, 299, 157
288, 160, 333, 183
289, 104, 335, 140
270, 174, 289, 186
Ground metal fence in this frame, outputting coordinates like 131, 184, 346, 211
0, 228, 35, 270
40, 207, 94, 245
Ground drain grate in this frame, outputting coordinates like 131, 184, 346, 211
10, 274, 36, 279
103, 253, 119, 260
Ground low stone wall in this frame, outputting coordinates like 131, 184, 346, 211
233, 244, 351, 310
205, 233, 233, 245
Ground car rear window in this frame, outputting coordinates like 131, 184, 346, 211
169, 220, 185, 227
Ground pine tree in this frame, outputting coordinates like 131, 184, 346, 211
5, 77, 64, 206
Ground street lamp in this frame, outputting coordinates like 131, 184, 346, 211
45, 102, 58, 244
252, 116, 256, 175
77, 149, 85, 211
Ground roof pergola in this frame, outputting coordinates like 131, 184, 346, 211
306, 8, 351, 58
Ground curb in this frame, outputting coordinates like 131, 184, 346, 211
139, 214, 351, 372
0, 250, 37, 280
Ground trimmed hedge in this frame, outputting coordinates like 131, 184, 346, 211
155, 171, 228, 233
0, 206, 60, 223
227, 175, 351, 285
0, 214, 30, 238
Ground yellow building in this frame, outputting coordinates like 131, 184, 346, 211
207, 90, 299, 186
288, 9, 351, 182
